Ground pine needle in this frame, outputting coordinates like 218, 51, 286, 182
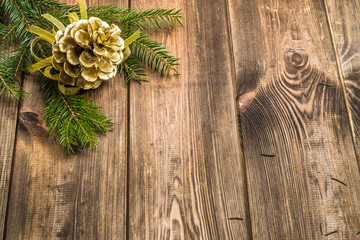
324, 230, 338, 237
331, 177, 347, 186
260, 153, 276, 157
319, 83, 332, 86
320, 224, 323, 236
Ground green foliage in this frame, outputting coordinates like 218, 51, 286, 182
118, 8, 183, 30
87, 5, 129, 22
0, 0, 183, 153
119, 56, 148, 84
131, 33, 180, 77
40, 75, 114, 154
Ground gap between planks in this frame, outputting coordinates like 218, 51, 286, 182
323, 0, 360, 169
224, 0, 253, 238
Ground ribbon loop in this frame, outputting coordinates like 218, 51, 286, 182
42, 14, 65, 30
30, 36, 49, 61
27, 56, 53, 73
58, 82, 81, 95
43, 66, 61, 81
68, 12, 80, 23
28, 25, 55, 44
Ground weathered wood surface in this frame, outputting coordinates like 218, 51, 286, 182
229, 0, 360, 239
0, 85, 19, 238
325, 0, 360, 161
0, 23, 20, 237
128, 0, 251, 239
4, 0, 128, 239
2, 0, 360, 239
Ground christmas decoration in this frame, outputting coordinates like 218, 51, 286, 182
0, 0, 183, 153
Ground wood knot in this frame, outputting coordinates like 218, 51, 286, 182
19, 112, 40, 125
19, 111, 47, 136
291, 53, 303, 65
284, 48, 308, 69
283, 48, 310, 78
237, 90, 257, 114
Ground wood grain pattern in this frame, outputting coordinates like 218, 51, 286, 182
2, 0, 360, 239
228, 0, 360, 239
325, 0, 360, 164
0, 28, 20, 238
128, 0, 251, 239
0, 88, 19, 239
5, 0, 128, 239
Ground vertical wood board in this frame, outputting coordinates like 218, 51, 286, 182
128, 0, 251, 239
228, 0, 360, 239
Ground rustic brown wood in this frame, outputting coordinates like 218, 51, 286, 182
325, 0, 360, 164
228, 0, 360, 239
0, 88, 19, 239
0, 31, 20, 238
127, 0, 251, 239
4, 0, 128, 239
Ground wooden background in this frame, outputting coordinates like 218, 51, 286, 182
1, 0, 360, 239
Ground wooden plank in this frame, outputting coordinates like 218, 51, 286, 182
5, 0, 128, 239
325, 0, 360, 161
128, 0, 251, 239
0, 90, 19, 238
228, 0, 360, 239
0, 22, 21, 236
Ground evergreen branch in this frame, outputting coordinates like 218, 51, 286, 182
27, 0, 75, 11
1, 19, 21, 40
0, 75, 23, 101
119, 56, 148, 84
0, 40, 29, 99
87, 5, 129, 22
14, 47, 26, 76
131, 33, 180, 77
26, 0, 77, 20
12, 0, 30, 25
118, 8, 183, 30
40, 75, 114, 154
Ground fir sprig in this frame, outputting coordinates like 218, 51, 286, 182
87, 5, 129, 22
119, 56, 148, 84
118, 8, 183, 30
40, 75, 114, 153
131, 33, 180, 77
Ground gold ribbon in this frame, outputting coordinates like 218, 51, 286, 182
124, 30, 140, 49
78, 0, 87, 20
43, 66, 60, 81
30, 36, 48, 61
27, 56, 53, 73
122, 47, 131, 62
27, 13, 81, 95
58, 82, 81, 95
28, 25, 55, 44
120, 30, 141, 64
68, 12, 80, 23
41, 13, 65, 30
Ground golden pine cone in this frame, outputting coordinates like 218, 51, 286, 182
52, 17, 125, 89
